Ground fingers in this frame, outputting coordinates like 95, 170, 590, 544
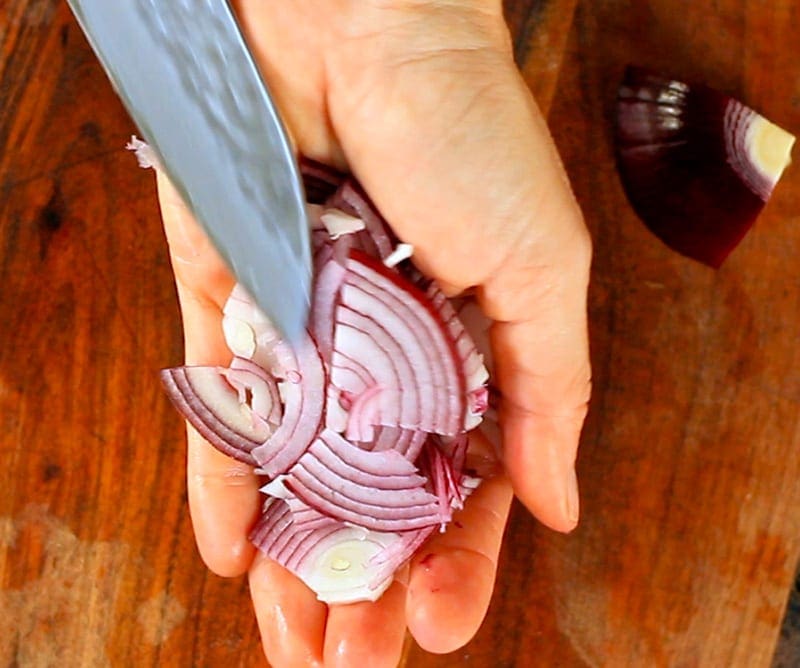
326, 35, 592, 534
185, 429, 261, 576
406, 468, 513, 654
463, 75, 591, 533
249, 553, 327, 667
157, 173, 262, 576
485, 215, 592, 532
322, 581, 407, 668
231, 0, 344, 165
156, 172, 234, 327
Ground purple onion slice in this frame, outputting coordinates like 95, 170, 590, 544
160, 366, 268, 467
250, 500, 402, 604
332, 250, 466, 438
615, 66, 795, 267
280, 429, 443, 532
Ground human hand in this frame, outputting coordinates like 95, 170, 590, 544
156, 1, 591, 665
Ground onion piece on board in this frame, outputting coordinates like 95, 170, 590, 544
615, 66, 795, 267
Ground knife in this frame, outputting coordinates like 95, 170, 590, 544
65, 0, 312, 341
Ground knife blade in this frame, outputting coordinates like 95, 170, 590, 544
66, 0, 311, 341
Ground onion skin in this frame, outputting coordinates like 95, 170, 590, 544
615, 66, 795, 267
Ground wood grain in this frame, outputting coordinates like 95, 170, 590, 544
2, 1, 799, 667
505, 0, 579, 113
551, 2, 800, 665
0, 2, 266, 665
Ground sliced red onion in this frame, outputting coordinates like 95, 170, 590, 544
126, 135, 162, 170
326, 181, 396, 260
223, 357, 282, 426
333, 307, 424, 440
332, 250, 466, 436
616, 66, 795, 267
309, 251, 347, 366
304, 429, 429, 490
425, 287, 489, 430
320, 208, 366, 239
366, 427, 428, 461
383, 243, 414, 268
279, 430, 442, 532
250, 332, 326, 478
160, 366, 267, 467
160, 167, 491, 604
250, 499, 403, 603
222, 284, 284, 372
292, 526, 400, 603
367, 525, 437, 584
419, 436, 474, 521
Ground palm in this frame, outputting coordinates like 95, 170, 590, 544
157, 1, 591, 665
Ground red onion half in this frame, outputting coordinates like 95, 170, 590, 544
615, 66, 795, 267
160, 163, 490, 603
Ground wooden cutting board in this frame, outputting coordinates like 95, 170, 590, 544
2, 1, 799, 666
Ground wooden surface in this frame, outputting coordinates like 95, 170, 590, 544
1, 1, 798, 666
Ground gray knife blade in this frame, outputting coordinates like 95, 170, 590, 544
66, 0, 311, 341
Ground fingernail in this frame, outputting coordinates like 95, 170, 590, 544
565, 467, 580, 525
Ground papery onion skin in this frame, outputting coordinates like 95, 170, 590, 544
615, 66, 795, 267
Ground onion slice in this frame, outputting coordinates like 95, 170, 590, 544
326, 181, 397, 260
250, 500, 401, 603
332, 250, 466, 438
280, 429, 443, 532
615, 66, 795, 267
300, 156, 346, 204
160, 366, 268, 467
250, 332, 326, 478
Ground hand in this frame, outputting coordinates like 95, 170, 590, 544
156, 1, 591, 665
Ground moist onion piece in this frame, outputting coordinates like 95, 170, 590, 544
158, 164, 490, 603
615, 65, 795, 267
282, 435, 444, 533
250, 500, 401, 604
161, 366, 266, 467
334, 250, 467, 437
250, 332, 327, 478
326, 180, 397, 260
